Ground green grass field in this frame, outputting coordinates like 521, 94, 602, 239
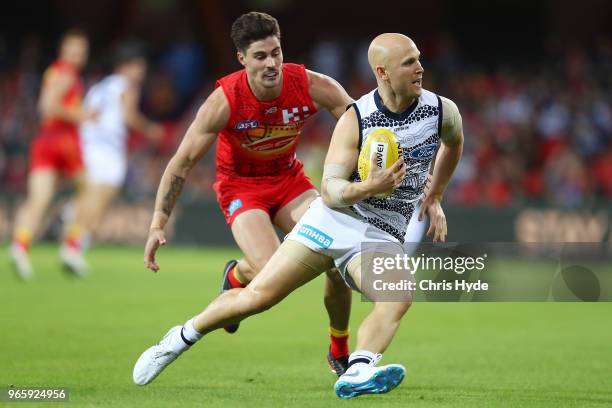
1, 245, 611, 407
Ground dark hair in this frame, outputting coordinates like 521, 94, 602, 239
113, 41, 147, 68
58, 28, 88, 46
230, 12, 280, 53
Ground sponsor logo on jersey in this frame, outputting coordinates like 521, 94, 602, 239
243, 134, 297, 152
409, 143, 438, 159
282, 106, 311, 124
264, 107, 277, 115
235, 120, 259, 131
298, 224, 333, 249
228, 199, 243, 216
240, 122, 302, 153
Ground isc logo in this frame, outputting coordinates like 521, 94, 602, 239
282, 106, 311, 124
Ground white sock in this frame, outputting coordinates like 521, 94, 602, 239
348, 349, 379, 368
169, 318, 202, 353
182, 318, 204, 343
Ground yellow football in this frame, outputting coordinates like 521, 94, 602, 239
357, 128, 401, 198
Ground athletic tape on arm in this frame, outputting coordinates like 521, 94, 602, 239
440, 96, 462, 146
323, 163, 352, 207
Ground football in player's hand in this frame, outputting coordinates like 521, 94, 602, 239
358, 128, 401, 198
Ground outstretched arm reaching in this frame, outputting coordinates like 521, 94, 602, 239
307, 70, 353, 120
144, 87, 229, 272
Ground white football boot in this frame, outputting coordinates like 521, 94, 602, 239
10, 243, 34, 280
334, 354, 405, 399
59, 244, 89, 277
133, 326, 187, 385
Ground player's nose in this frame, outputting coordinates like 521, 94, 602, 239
416, 60, 424, 74
265, 56, 277, 68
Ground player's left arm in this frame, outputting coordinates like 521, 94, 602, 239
306, 70, 353, 120
122, 85, 163, 142
418, 96, 464, 242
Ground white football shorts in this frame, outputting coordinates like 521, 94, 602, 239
82, 144, 127, 187
285, 197, 403, 275
404, 202, 428, 253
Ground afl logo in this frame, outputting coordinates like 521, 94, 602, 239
235, 120, 259, 131
409, 143, 437, 159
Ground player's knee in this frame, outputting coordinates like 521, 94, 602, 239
240, 287, 278, 314
28, 198, 50, 214
325, 268, 346, 287
376, 301, 412, 322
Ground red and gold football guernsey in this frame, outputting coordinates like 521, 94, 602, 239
215, 63, 317, 178
38, 60, 84, 137
29, 60, 84, 175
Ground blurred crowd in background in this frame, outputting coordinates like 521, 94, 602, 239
1, 0, 611, 210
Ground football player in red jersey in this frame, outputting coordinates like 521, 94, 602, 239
142, 12, 353, 376
10, 29, 96, 279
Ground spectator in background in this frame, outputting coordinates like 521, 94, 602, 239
160, 28, 205, 113
1, 30, 610, 211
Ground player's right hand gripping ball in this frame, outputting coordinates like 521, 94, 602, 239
357, 128, 401, 198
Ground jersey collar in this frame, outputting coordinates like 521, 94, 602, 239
374, 89, 419, 121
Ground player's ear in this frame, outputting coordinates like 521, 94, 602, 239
237, 51, 246, 67
376, 66, 388, 81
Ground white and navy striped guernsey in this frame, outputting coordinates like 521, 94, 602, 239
350, 88, 442, 243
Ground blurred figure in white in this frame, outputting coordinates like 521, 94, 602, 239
70, 42, 162, 271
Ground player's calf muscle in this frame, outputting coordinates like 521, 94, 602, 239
245, 251, 275, 274
194, 287, 279, 333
